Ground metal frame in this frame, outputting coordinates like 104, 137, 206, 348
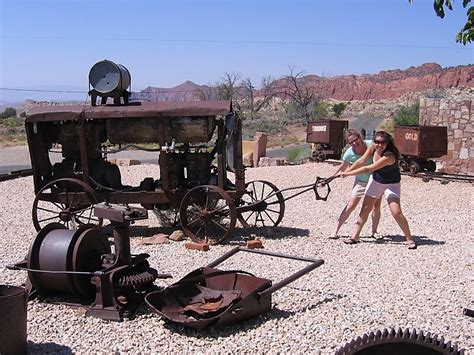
25, 101, 245, 231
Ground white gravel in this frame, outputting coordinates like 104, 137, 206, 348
0, 162, 472, 353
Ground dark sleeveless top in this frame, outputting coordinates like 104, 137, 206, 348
373, 151, 401, 184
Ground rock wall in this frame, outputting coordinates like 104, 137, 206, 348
419, 91, 473, 174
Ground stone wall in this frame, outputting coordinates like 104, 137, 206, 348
419, 95, 473, 173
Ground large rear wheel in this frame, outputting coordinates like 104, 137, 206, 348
237, 180, 285, 228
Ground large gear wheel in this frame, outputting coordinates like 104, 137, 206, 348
116, 260, 158, 289
336, 328, 465, 355
118, 269, 158, 289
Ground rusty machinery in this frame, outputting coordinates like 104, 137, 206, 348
25, 98, 245, 245
88, 59, 131, 106
145, 247, 324, 329
8, 203, 171, 321
336, 328, 465, 355
24, 61, 349, 247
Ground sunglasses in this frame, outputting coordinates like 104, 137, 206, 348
348, 138, 360, 144
374, 140, 387, 144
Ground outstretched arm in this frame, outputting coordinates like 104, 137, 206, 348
341, 153, 396, 177
331, 161, 350, 177
346, 144, 376, 172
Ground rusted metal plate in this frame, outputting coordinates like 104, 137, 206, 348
394, 125, 447, 158
107, 116, 216, 144
146, 247, 324, 329
26, 101, 232, 123
145, 266, 272, 329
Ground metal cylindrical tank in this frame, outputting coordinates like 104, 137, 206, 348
27, 223, 111, 301
89, 60, 131, 94
0, 285, 27, 355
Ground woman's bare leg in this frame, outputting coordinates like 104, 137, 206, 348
331, 196, 361, 239
348, 196, 378, 242
371, 197, 382, 235
387, 197, 415, 246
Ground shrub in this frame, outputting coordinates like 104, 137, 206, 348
394, 102, 419, 126
332, 102, 347, 118
286, 146, 312, 163
377, 118, 396, 135
313, 102, 330, 120
0, 107, 17, 119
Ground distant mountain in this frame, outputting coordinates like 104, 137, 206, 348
283, 63, 474, 100
132, 63, 473, 102
132, 80, 216, 101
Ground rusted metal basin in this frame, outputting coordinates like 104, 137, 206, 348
0, 285, 27, 355
145, 247, 324, 329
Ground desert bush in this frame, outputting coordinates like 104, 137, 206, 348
0, 107, 17, 119
286, 146, 312, 163
394, 102, 419, 126
2, 117, 24, 128
313, 102, 330, 120
377, 118, 396, 135
332, 102, 347, 117
242, 118, 287, 139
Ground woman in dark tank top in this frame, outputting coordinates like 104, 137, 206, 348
339, 131, 416, 250
373, 151, 401, 184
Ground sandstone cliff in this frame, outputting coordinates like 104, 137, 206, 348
133, 63, 473, 102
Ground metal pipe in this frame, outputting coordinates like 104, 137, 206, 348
6, 264, 98, 276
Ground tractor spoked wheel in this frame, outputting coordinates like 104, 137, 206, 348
336, 328, 464, 355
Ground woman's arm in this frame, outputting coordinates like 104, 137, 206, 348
331, 161, 350, 177
341, 153, 396, 177
345, 143, 376, 172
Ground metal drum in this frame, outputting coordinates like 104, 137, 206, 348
27, 223, 111, 300
0, 285, 27, 355
89, 60, 131, 94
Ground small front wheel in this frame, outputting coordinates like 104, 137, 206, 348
426, 160, 437, 172
179, 185, 236, 245
399, 160, 409, 172
409, 162, 420, 174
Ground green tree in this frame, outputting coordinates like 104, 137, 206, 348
332, 102, 347, 118
313, 102, 330, 120
410, 0, 473, 44
1, 107, 17, 119
394, 102, 420, 126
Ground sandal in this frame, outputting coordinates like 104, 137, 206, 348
329, 235, 340, 240
344, 238, 359, 245
407, 241, 417, 250
371, 232, 384, 240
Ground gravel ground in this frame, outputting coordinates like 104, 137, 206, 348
0, 162, 472, 353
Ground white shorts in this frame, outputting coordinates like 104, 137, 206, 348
350, 181, 368, 198
365, 175, 401, 200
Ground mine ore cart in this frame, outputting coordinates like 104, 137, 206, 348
394, 125, 448, 174
306, 119, 349, 162
25, 100, 291, 245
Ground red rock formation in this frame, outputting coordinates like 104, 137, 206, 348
133, 63, 473, 102
271, 63, 473, 101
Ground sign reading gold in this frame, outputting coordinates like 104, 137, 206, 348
405, 132, 418, 141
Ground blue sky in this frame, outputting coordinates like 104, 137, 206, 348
0, 0, 472, 102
